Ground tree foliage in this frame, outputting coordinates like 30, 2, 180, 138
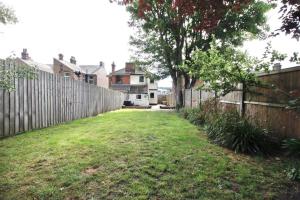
119, 0, 271, 106
0, 2, 18, 25
185, 40, 272, 96
188, 40, 300, 111
0, 58, 37, 91
271, 0, 300, 40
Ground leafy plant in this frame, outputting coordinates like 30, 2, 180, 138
0, 2, 18, 25
0, 58, 37, 91
186, 107, 205, 126
282, 138, 300, 157
285, 166, 300, 181
178, 108, 192, 119
206, 111, 276, 155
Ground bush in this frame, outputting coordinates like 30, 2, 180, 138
178, 107, 205, 126
186, 107, 205, 126
282, 138, 300, 157
178, 108, 192, 119
285, 166, 300, 181
206, 111, 276, 155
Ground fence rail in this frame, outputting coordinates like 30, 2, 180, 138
0, 66, 124, 138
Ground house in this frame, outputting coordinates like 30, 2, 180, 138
52, 54, 83, 81
17, 49, 53, 74
108, 62, 158, 106
79, 62, 109, 88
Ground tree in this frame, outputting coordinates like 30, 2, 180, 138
0, 3, 35, 91
270, 0, 300, 40
0, 58, 37, 91
188, 40, 300, 112
118, 0, 271, 107
0, 2, 18, 25
186, 40, 286, 97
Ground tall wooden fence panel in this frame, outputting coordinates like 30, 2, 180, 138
184, 66, 300, 138
0, 67, 125, 138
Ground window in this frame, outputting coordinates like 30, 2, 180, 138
150, 93, 155, 98
116, 75, 122, 84
136, 94, 142, 99
150, 79, 154, 84
88, 76, 95, 85
139, 76, 144, 82
64, 72, 70, 80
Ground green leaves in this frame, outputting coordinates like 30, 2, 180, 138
186, 40, 266, 96
0, 59, 37, 91
0, 2, 18, 25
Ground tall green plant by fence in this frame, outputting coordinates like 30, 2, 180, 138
184, 66, 300, 138
0, 62, 125, 138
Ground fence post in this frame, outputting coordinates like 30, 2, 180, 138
199, 89, 202, 107
190, 88, 192, 108
239, 83, 245, 116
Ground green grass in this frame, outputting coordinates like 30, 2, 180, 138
0, 110, 298, 199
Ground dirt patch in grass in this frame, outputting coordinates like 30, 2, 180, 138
82, 165, 104, 176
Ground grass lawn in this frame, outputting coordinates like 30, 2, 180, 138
0, 110, 298, 199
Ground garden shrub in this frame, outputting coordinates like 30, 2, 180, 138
285, 166, 300, 181
206, 111, 277, 155
178, 107, 205, 126
186, 107, 205, 126
178, 108, 192, 119
282, 138, 300, 157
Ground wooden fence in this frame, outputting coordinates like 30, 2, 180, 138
184, 66, 300, 138
0, 65, 125, 138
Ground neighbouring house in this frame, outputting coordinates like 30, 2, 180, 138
79, 61, 109, 88
158, 87, 172, 95
16, 49, 53, 74
52, 54, 83, 81
108, 62, 158, 106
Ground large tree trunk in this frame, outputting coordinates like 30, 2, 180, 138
173, 74, 184, 109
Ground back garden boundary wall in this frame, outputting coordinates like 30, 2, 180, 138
182, 66, 300, 138
0, 61, 125, 138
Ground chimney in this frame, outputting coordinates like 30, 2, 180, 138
99, 61, 104, 67
21, 48, 29, 60
58, 53, 64, 60
273, 63, 281, 71
70, 56, 76, 65
125, 62, 135, 73
111, 62, 116, 73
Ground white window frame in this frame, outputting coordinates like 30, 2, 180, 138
88, 76, 95, 85
64, 72, 71, 80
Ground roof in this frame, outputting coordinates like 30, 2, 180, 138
54, 58, 81, 72
20, 58, 53, 74
79, 65, 103, 74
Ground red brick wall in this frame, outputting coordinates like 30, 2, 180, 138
110, 75, 130, 85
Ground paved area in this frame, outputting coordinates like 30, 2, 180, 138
151, 104, 175, 111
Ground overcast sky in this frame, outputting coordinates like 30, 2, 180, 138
0, 0, 299, 87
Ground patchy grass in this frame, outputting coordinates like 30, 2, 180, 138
0, 110, 298, 199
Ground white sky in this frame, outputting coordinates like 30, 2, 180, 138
0, 0, 299, 88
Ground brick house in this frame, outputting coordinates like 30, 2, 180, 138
79, 62, 109, 88
17, 49, 53, 74
52, 54, 83, 81
108, 62, 158, 106
52, 54, 108, 88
